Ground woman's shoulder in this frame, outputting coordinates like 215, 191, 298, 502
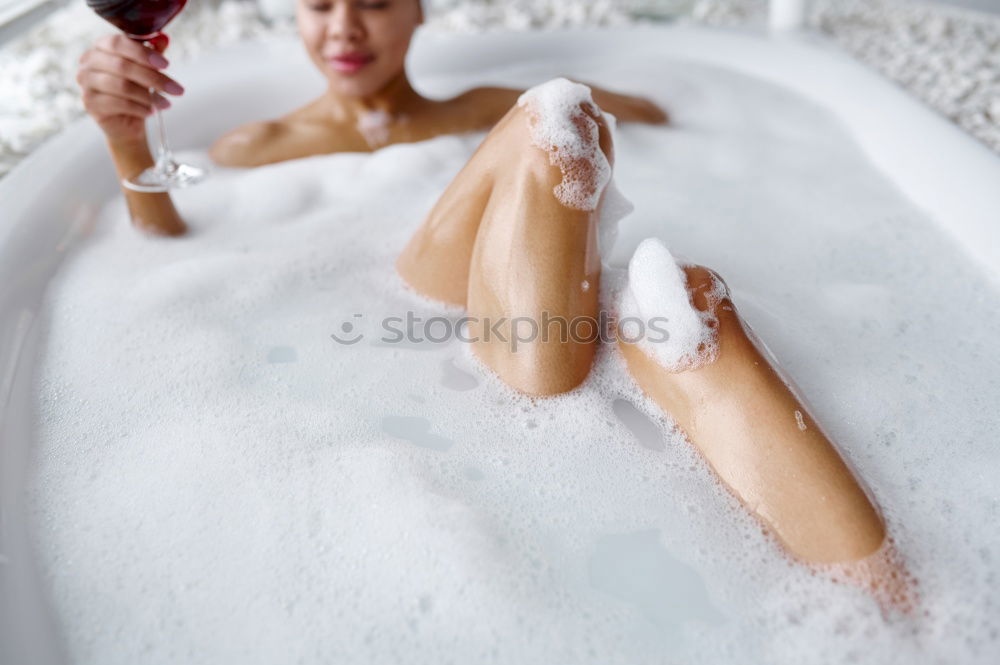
208, 100, 341, 168
208, 120, 295, 168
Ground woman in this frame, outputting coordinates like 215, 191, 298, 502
77, 0, 910, 609
75, 0, 666, 235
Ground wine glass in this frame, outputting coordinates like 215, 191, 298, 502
86, 0, 206, 192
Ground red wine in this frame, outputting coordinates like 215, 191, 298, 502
86, 0, 188, 38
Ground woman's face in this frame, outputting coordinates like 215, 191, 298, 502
297, 0, 423, 98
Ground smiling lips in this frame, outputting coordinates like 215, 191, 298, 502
329, 52, 376, 74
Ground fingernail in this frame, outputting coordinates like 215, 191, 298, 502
148, 52, 169, 69
153, 96, 171, 110
164, 81, 184, 95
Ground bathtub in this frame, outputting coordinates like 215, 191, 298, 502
2, 25, 999, 664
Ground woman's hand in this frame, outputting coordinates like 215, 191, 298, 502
589, 86, 669, 125
76, 33, 185, 144
77, 33, 189, 237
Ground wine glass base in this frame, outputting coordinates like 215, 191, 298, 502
123, 162, 207, 193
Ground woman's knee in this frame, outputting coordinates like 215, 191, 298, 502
682, 265, 730, 314
496, 93, 616, 179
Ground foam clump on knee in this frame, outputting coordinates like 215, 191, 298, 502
619, 238, 720, 372
517, 77, 612, 212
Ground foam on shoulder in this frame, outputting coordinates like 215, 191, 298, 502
517, 77, 612, 212
357, 109, 393, 148
619, 238, 720, 372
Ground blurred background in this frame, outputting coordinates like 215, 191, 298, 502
1, 0, 999, 178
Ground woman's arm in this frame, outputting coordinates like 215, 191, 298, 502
588, 84, 669, 124
105, 137, 187, 236
77, 33, 187, 236
459, 82, 668, 129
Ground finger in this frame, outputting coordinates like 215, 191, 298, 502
79, 70, 166, 107
82, 50, 184, 95
88, 91, 153, 119
151, 91, 171, 110
95, 32, 170, 70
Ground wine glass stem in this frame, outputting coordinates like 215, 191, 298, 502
150, 88, 175, 173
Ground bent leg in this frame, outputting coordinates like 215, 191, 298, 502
619, 257, 914, 608
398, 88, 615, 395
396, 134, 499, 307
620, 263, 886, 563
466, 101, 610, 395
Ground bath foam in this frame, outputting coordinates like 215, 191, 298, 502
26, 57, 1000, 665
517, 77, 612, 212
594, 112, 634, 257
619, 238, 720, 372
597, 177, 632, 257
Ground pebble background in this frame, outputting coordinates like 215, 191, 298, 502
0, 0, 998, 179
